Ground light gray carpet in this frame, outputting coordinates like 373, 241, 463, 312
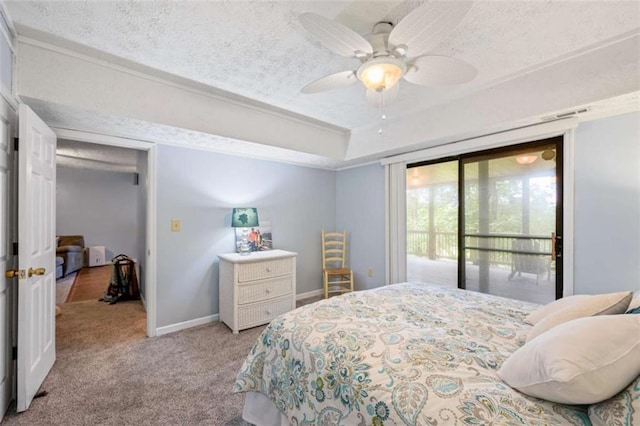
3, 295, 325, 425
2, 299, 270, 425
55, 272, 77, 305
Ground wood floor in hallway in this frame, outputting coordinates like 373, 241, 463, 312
65, 265, 112, 303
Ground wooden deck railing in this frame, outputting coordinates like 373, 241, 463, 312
407, 231, 552, 268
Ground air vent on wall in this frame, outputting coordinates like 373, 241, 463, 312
541, 107, 590, 122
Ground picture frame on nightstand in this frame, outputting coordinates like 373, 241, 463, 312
235, 221, 273, 253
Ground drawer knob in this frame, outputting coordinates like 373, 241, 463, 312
266, 310, 272, 315
265, 288, 271, 294
266, 267, 272, 272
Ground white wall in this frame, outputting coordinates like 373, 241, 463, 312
56, 166, 139, 260
336, 164, 386, 290
0, 13, 12, 95
136, 151, 148, 298
574, 111, 640, 294
155, 145, 336, 328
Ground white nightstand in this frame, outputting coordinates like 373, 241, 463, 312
218, 249, 297, 334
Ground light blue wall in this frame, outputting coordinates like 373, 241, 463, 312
334, 112, 640, 297
336, 163, 386, 290
574, 111, 640, 294
152, 111, 639, 329
155, 145, 336, 328
56, 166, 139, 260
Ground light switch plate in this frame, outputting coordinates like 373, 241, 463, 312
171, 218, 181, 232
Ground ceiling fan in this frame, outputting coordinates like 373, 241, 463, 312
299, 1, 477, 107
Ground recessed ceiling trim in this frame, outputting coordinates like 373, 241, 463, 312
17, 41, 349, 159
52, 126, 343, 171
443, 28, 640, 112
16, 27, 349, 136
380, 117, 577, 166
350, 32, 640, 160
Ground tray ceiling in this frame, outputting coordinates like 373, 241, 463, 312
4, 0, 640, 167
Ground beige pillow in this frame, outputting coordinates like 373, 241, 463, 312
524, 291, 632, 334
498, 315, 640, 405
527, 291, 632, 342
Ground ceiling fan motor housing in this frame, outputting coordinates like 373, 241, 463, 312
369, 21, 394, 57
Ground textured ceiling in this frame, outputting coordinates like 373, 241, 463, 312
57, 138, 139, 173
6, 0, 639, 131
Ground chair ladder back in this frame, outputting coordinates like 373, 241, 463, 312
322, 229, 346, 269
321, 229, 353, 298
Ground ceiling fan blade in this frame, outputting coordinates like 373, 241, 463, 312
404, 55, 477, 86
388, 1, 472, 58
301, 70, 359, 94
299, 12, 373, 57
366, 84, 399, 108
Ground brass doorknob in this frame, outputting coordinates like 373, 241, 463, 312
28, 267, 46, 277
6, 269, 26, 279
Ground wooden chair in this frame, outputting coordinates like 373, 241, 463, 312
322, 230, 354, 298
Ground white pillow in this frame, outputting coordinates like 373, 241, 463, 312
524, 291, 632, 334
498, 315, 640, 405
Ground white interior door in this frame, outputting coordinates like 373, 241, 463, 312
0, 98, 16, 416
16, 104, 56, 412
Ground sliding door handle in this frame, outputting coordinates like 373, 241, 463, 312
551, 232, 562, 259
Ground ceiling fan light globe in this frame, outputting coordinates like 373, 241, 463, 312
357, 57, 406, 91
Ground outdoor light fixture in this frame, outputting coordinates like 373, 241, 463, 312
541, 149, 556, 161
231, 208, 259, 256
516, 155, 537, 165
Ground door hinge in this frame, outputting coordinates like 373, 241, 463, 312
12, 346, 16, 361
12, 242, 18, 256
13, 138, 18, 151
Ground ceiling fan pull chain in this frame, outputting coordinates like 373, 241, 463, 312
378, 89, 386, 135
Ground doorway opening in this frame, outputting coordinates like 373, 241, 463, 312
54, 140, 148, 342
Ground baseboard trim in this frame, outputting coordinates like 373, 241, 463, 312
296, 289, 323, 301
155, 314, 219, 336
155, 291, 321, 336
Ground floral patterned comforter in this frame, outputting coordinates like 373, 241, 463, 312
234, 283, 591, 425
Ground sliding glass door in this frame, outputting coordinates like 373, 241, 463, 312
406, 160, 458, 288
407, 137, 563, 303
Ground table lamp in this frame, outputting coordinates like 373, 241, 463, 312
231, 208, 259, 255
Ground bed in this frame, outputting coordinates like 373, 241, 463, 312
233, 283, 600, 425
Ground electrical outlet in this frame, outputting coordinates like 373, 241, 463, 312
367, 268, 374, 277
171, 218, 181, 232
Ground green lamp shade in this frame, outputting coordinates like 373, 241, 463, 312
231, 208, 259, 228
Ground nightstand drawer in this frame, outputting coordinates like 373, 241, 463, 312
238, 296, 293, 328
238, 276, 293, 305
238, 257, 293, 282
